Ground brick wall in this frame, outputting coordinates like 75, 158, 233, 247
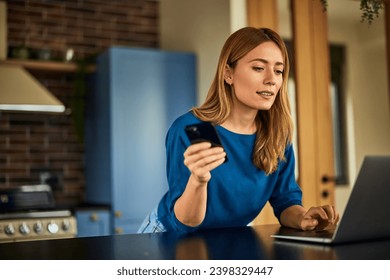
0, 0, 159, 207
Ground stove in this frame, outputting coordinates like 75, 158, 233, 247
0, 210, 77, 243
0, 185, 77, 243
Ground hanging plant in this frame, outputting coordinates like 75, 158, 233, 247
320, 0, 328, 12
360, 0, 385, 25
320, 0, 385, 25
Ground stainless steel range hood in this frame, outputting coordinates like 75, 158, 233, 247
0, 64, 65, 113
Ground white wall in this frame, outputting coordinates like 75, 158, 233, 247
327, 0, 390, 213
159, 0, 247, 104
160, 0, 230, 104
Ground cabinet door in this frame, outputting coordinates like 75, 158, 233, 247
95, 47, 197, 234
75, 210, 110, 237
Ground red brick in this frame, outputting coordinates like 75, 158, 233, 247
3, 0, 158, 204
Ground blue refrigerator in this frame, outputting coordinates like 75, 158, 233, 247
85, 46, 197, 234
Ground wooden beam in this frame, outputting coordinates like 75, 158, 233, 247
246, 0, 278, 30
291, 0, 318, 207
291, 0, 334, 207
246, 0, 280, 225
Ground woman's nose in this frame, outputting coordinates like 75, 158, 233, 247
263, 70, 276, 85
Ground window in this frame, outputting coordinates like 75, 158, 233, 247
330, 45, 348, 185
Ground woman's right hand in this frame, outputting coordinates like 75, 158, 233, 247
175, 142, 226, 227
183, 142, 226, 183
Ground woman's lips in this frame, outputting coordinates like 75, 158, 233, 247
256, 91, 274, 96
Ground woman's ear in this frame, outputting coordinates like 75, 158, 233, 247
224, 65, 233, 85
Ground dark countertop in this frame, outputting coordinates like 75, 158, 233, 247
0, 224, 389, 260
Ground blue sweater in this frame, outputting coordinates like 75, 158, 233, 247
158, 111, 302, 232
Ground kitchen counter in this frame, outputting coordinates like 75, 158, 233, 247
0, 224, 389, 260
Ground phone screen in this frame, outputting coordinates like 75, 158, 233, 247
184, 122, 228, 162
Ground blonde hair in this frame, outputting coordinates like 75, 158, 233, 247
192, 27, 293, 174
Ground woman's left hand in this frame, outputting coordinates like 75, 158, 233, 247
300, 205, 340, 231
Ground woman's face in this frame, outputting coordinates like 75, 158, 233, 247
227, 41, 284, 112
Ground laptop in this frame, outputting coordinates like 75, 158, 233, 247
271, 155, 390, 244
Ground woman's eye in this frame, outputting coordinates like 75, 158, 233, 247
252, 66, 264, 72
275, 70, 284, 75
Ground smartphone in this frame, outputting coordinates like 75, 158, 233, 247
184, 122, 228, 162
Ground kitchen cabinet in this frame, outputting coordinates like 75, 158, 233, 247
85, 46, 197, 235
75, 209, 110, 237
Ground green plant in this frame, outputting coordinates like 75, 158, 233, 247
72, 54, 96, 143
320, 0, 385, 25
72, 59, 87, 143
320, 0, 328, 12
360, 0, 385, 24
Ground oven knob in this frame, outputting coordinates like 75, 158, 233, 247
34, 222, 44, 234
62, 219, 71, 232
47, 222, 59, 234
4, 224, 15, 235
19, 223, 30, 235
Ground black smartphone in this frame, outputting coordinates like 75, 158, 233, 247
184, 122, 228, 162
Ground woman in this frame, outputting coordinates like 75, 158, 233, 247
138, 27, 339, 233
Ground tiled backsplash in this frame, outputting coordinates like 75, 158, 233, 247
0, 0, 159, 206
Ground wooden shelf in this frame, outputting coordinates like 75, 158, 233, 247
0, 59, 96, 73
